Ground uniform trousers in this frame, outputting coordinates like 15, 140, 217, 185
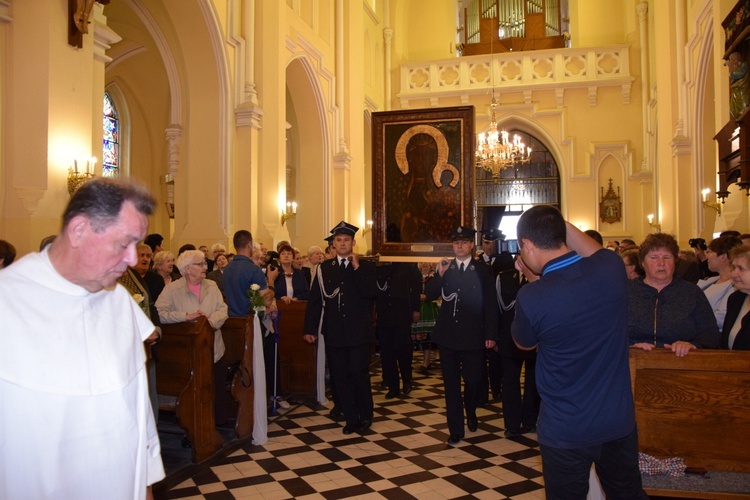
328, 343, 373, 426
439, 346, 484, 436
501, 355, 539, 432
325, 341, 340, 406
540, 425, 647, 500
478, 348, 503, 403
378, 324, 413, 392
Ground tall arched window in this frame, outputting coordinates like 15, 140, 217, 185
102, 92, 120, 177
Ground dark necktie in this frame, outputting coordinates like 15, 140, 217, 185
459, 262, 465, 272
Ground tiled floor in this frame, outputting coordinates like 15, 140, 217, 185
154, 360, 544, 499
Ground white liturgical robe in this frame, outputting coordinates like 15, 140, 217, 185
0, 249, 165, 499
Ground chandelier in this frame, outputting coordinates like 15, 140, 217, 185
476, 97, 531, 179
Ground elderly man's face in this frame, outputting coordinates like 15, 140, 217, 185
79, 201, 148, 292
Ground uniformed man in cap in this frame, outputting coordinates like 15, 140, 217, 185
426, 225, 498, 445
477, 227, 505, 269
304, 221, 377, 434
477, 227, 506, 405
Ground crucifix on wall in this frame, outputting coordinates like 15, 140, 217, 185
68, 0, 111, 48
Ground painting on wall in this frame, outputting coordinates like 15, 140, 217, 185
372, 106, 475, 258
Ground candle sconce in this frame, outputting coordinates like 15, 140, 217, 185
646, 213, 661, 233
701, 188, 722, 216
67, 157, 97, 196
281, 201, 297, 226
362, 220, 374, 236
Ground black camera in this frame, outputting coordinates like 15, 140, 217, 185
689, 238, 707, 250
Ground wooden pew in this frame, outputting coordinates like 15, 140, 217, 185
157, 317, 223, 463
277, 301, 317, 401
222, 316, 254, 438
629, 348, 750, 498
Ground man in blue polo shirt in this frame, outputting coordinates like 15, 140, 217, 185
511, 205, 646, 499
224, 229, 276, 317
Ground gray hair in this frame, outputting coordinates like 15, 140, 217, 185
153, 250, 175, 269
307, 245, 323, 257
175, 249, 205, 275
62, 177, 155, 232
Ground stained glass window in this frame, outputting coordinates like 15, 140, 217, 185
102, 93, 119, 177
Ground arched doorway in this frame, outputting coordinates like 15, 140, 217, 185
476, 129, 560, 249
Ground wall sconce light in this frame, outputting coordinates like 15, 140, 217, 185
362, 220, 374, 236
646, 213, 661, 232
67, 157, 97, 196
281, 201, 297, 226
701, 188, 722, 216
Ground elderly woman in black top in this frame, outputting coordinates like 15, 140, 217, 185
722, 245, 750, 350
627, 233, 719, 357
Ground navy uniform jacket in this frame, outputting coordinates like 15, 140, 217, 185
375, 263, 421, 328
303, 258, 377, 347
425, 258, 498, 350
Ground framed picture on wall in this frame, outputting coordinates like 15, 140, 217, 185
372, 106, 475, 259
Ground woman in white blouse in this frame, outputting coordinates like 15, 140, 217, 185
697, 236, 742, 331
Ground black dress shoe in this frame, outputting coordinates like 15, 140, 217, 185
467, 417, 478, 432
504, 428, 522, 438
356, 419, 372, 434
521, 424, 537, 434
385, 390, 399, 399
330, 405, 342, 419
402, 382, 413, 395
447, 434, 462, 445
343, 423, 357, 435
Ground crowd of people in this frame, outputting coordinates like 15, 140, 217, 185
3, 178, 750, 499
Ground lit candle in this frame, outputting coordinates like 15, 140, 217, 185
367, 220, 373, 229
701, 188, 710, 202
90, 156, 97, 175
286, 201, 291, 214
291, 202, 297, 214
647, 214, 654, 224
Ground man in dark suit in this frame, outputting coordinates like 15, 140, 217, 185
426, 226, 498, 445
477, 227, 505, 405
376, 262, 422, 399
304, 221, 377, 435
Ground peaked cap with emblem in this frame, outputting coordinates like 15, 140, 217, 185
330, 220, 358, 237
324, 235, 334, 244
481, 227, 506, 242
449, 225, 476, 241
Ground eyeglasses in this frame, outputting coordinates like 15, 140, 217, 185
193, 261, 208, 267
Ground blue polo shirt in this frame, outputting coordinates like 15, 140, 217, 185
512, 249, 635, 448
223, 254, 267, 317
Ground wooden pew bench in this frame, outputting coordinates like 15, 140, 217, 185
156, 317, 222, 463
629, 348, 750, 499
222, 316, 254, 438
276, 301, 318, 402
